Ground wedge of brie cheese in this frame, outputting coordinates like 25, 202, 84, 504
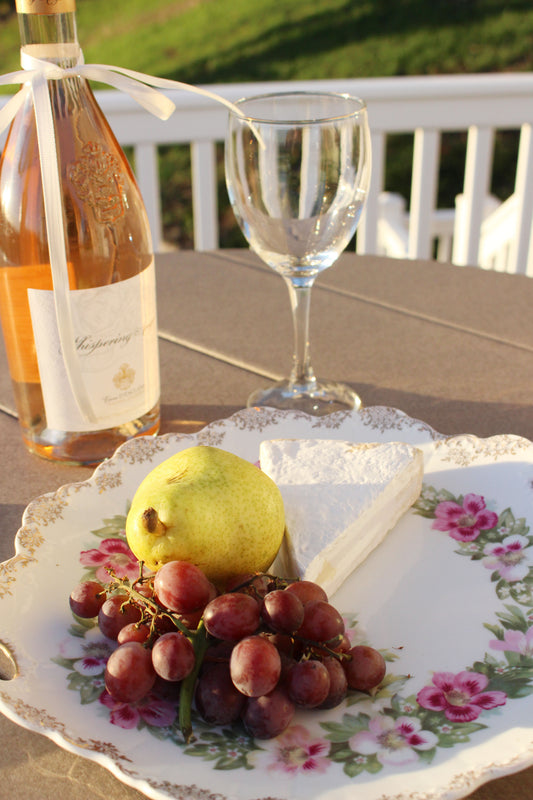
260, 439, 424, 597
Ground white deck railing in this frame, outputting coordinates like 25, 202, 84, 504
2, 73, 533, 275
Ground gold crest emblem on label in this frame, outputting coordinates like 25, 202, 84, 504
113, 363, 135, 391
68, 142, 125, 224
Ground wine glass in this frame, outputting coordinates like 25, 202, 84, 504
225, 91, 371, 415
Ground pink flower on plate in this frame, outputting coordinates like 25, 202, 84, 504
490, 626, 533, 656
417, 671, 507, 722
80, 537, 139, 582
59, 627, 115, 676
431, 494, 498, 542
267, 725, 330, 774
99, 690, 177, 730
349, 715, 437, 766
482, 534, 530, 582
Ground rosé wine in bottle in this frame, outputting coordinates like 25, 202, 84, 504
0, 0, 160, 464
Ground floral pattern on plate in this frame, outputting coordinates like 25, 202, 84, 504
53, 483, 533, 784
1, 406, 533, 800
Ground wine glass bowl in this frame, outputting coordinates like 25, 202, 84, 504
225, 91, 371, 415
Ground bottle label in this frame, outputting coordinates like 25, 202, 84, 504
28, 261, 160, 432
0, 261, 77, 384
16, 0, 76, 13
0, 264, 54, 384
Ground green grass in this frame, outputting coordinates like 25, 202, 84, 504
0, 0, 531, 247
72, 0, 533, 81
1, 0, 532, 80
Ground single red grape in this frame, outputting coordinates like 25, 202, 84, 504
117, 622, 151, 645
287, 659, 330, 708
195, 662, 246, 725
136, 582, 155, 600
98, 594, 142, 640
318, 656, 348, 709
151, 631, 195, 682
230, 635, 281, 697
69, 580, 106, 618
203, 593, 260, 641
242, 687, 295, 739
296, 600, 345, 643
177, 580, 217, 630
285, 580, 328, 606
261, 589, 304, 634
104, 642, 156, 703
344, 645, 386, 692
154, 560, 212, 613
225, 573, 271, 603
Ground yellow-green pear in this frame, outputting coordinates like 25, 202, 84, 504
125, 445, 285, 585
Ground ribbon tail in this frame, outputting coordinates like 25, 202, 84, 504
78, 65, 264, 145
153, 77, 244, 117
79, 65, 175, 120
0, 69, 38, 135
109, 66, 245, 118
78, 64, 246, 121
31, 71, 97, 424
0, 87, 29, 136
0, 68, 32, 87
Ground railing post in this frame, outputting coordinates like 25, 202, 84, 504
191, 141, 219, 251
64, 77, 533, 266
509, 123, 533, 275
357, 129, 385, 254
408, 128, 440, 260
134, 143, 163, 252
452, 125, 494, 266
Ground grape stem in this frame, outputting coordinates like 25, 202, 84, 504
292, 634, 351, 662
104, 568, 353, 742
106, 567, 192, 638
178, 620, 210, 744
106, 567, 212, 742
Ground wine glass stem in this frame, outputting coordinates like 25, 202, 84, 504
284, 276, 317, 390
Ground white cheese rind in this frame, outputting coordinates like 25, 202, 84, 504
260, 439, 424, 597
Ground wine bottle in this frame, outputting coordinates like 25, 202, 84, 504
0, 0, 160, 464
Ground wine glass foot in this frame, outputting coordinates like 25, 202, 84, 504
247, 379, 362, 416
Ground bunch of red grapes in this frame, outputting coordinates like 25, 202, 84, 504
69, 561, 386, 741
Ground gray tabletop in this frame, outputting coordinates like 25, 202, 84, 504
0, 249, 532, 799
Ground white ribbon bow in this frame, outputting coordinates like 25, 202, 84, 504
0, 50, 242, 424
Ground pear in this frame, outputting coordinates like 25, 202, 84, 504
125, 445, 286, 586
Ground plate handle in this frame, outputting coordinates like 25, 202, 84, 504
0, 640, 18, 680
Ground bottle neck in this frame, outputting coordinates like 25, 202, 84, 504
17, 1, 80, 68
